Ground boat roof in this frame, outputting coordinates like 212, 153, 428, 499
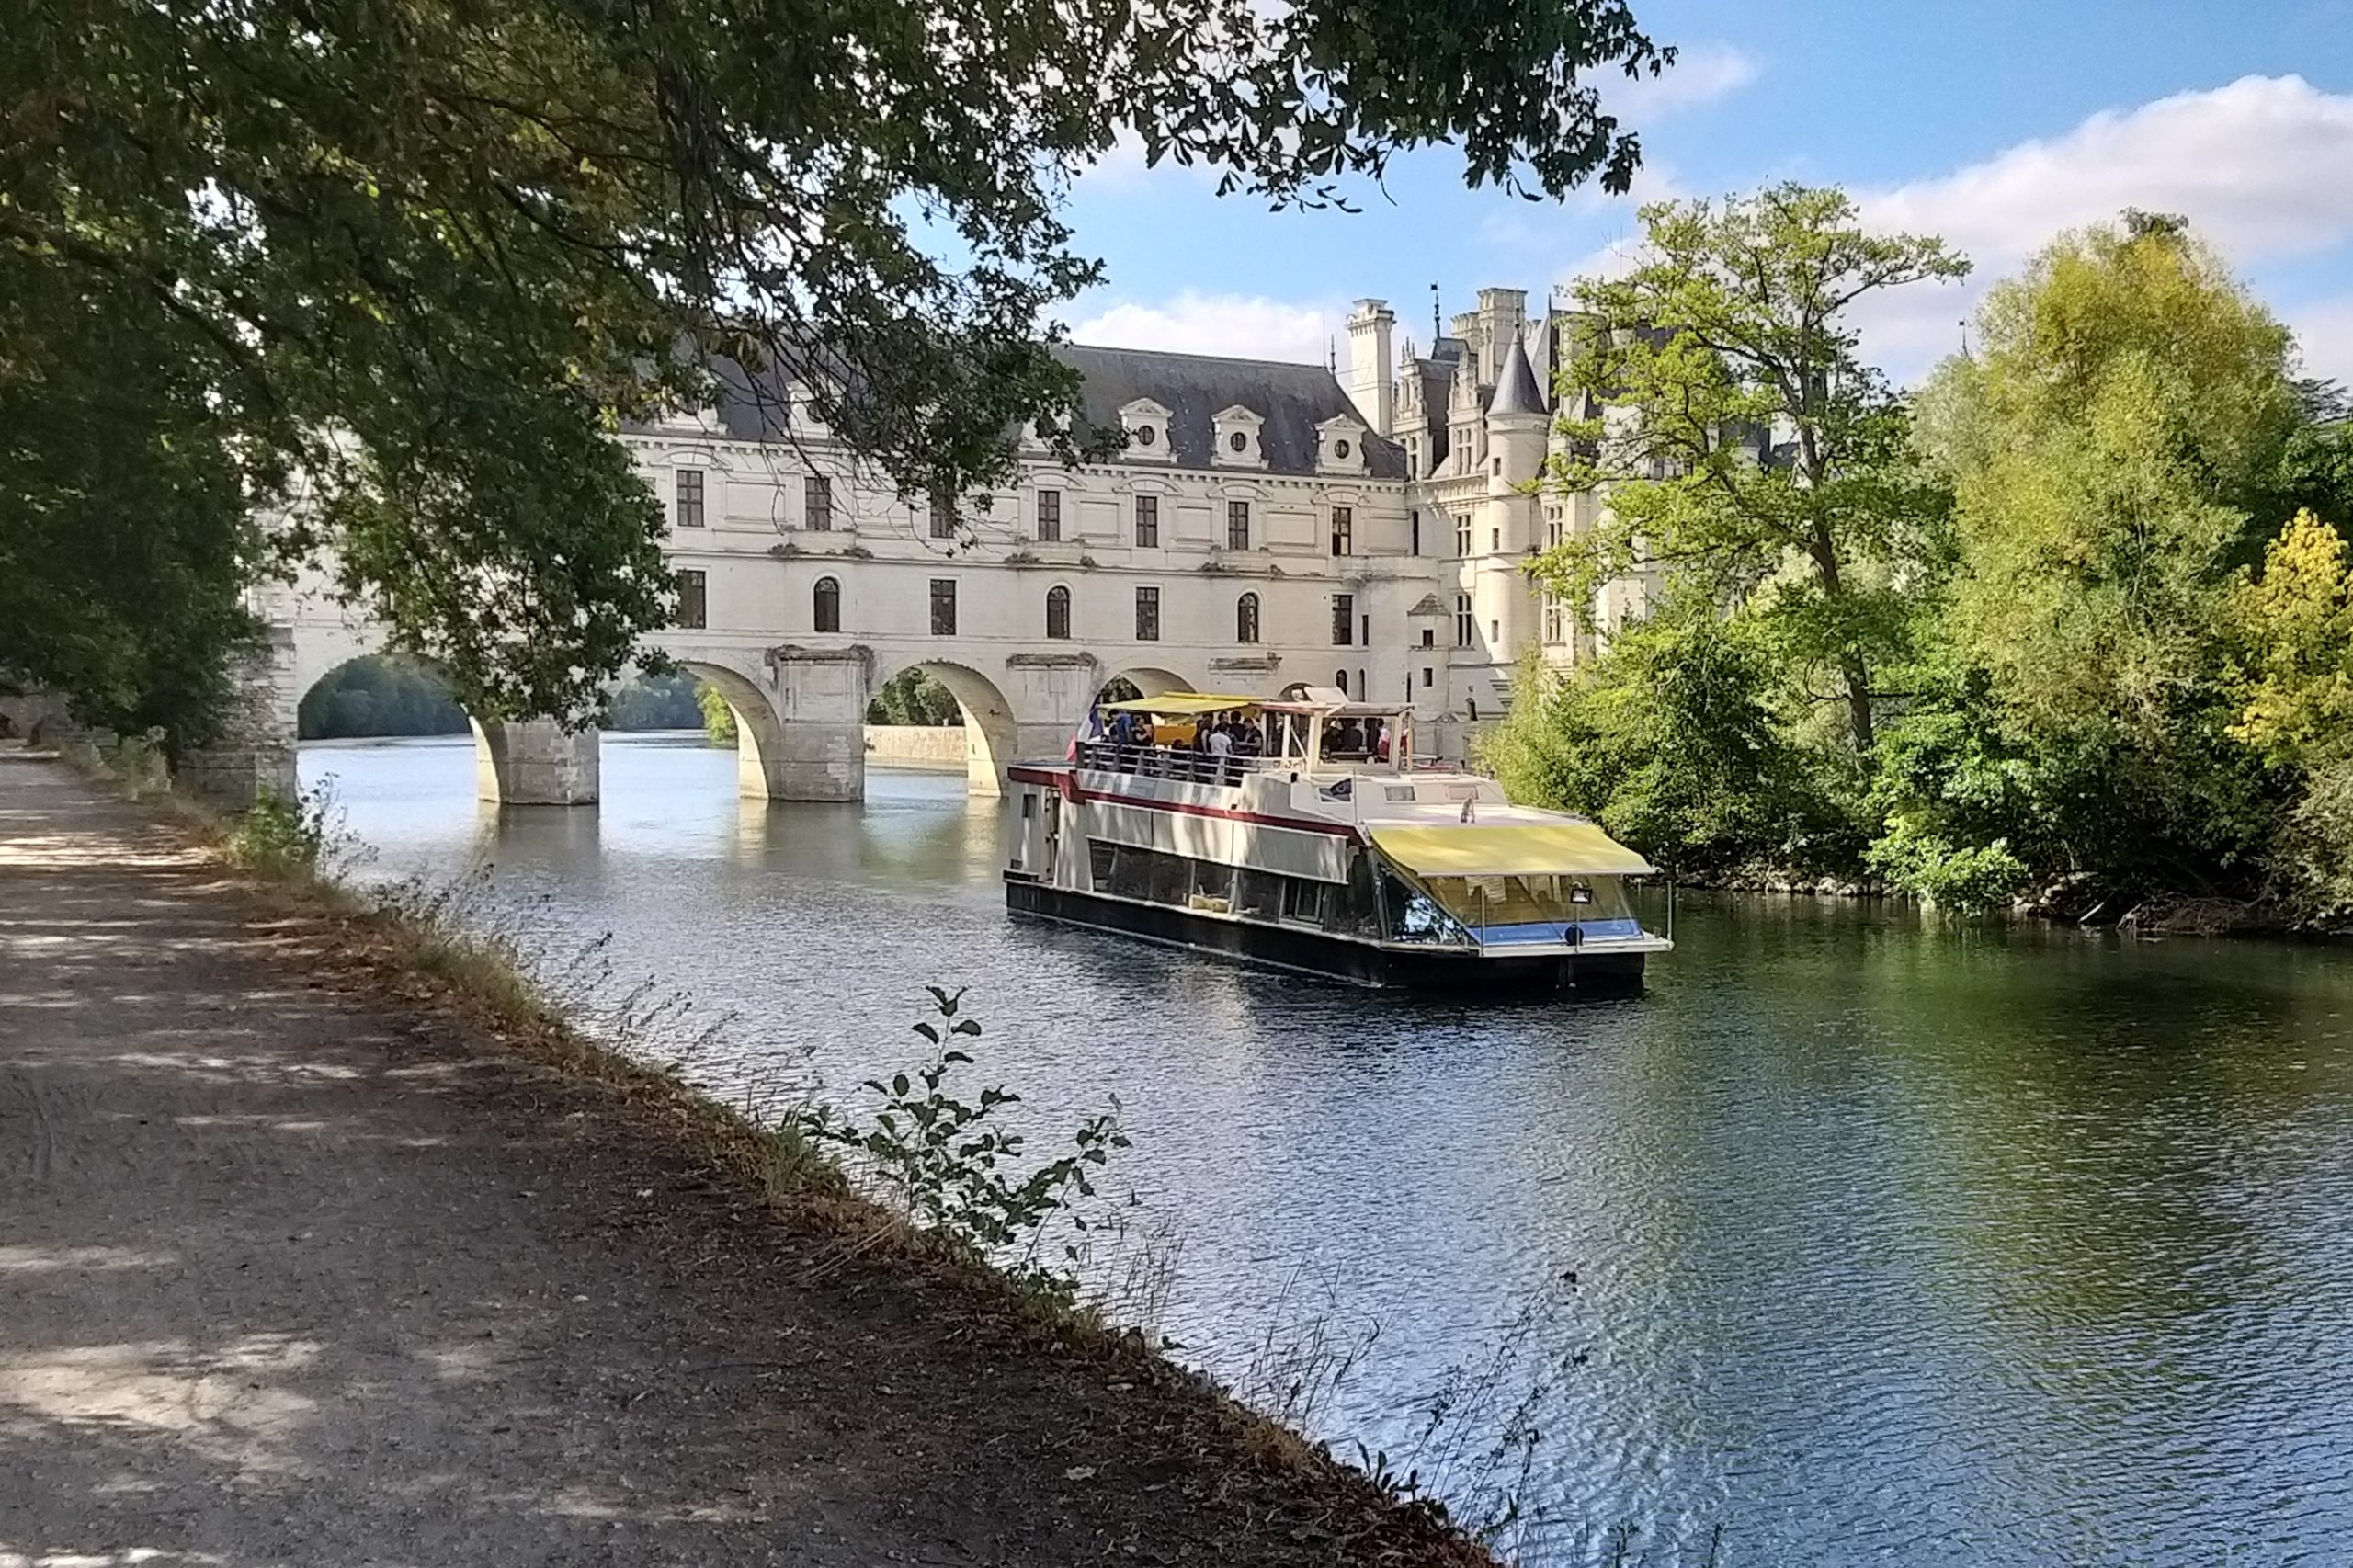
1370, 824, 1656, 878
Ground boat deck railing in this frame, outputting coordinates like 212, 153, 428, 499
1073, 739, 1283, 786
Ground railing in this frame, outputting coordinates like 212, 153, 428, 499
1074, 740, 1280, 787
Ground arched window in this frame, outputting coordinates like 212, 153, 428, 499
1045, 584, 1072, 641
813, 575, 841, 633
1335, 669, 1349, 695
1235, 592, 1260, 644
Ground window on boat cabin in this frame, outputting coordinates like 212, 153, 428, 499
1036, 488, 1063, 542
676, 569, 708, 630
1191, 859, 1236, 911
1235, 591, 1260, 644
929, 578, 957, 636
1045, 584, 1072, 640
1331, 593, 1354, 646
1134, 494, 1160, 548
805, 474, 833, 530
1020, 794, 1037, 819
813, 574, 841, 633
1281, 876, 1326, 925
1235, 869, 1284, 922
1134, 585, 1161, 641
675, 467, 705, 528
1088, 839, 1117, 888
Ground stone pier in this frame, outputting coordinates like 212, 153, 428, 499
472, 718, 601, 806
182, 627, 301, 810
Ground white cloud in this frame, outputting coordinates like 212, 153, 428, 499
1852, 74, 2353, 380
2289, 293, 2353, 388
1065, 290, 1344, 364
1608, 43, 1761, 121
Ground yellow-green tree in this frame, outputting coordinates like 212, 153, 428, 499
2233, 510, 2353, 918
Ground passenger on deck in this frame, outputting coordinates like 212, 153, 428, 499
1328, 718, 1365, 759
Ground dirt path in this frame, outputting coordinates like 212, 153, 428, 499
0, 752, 1475, 1568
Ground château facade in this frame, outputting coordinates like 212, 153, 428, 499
638, 283, 1650, 749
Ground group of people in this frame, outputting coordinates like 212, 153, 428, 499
1095, 706, 1393, 777
1100, 708, 1265, 782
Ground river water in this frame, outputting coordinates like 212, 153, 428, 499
305, 733, 2353, 1566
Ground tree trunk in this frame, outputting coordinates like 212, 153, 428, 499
1807, 521, 1876, 754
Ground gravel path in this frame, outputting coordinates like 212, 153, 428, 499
0, 751, 1474, 1568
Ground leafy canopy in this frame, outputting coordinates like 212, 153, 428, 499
3, 0, 1672, 734
1540, 184, 1968, 753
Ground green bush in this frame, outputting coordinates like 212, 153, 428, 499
799, 987, 1127, 1306
224, 790, 333, 878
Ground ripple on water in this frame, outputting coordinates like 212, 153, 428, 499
309, 735, 2353, 1567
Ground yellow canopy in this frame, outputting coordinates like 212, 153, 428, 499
1371, 823, 1654, 879
1098, 693, 1261, 716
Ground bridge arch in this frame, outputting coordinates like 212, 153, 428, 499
291, 649, 597, 806
667, 654, 793, 801
879, 657, 1019, 798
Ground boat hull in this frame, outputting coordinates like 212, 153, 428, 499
1006, 877, 1646, 995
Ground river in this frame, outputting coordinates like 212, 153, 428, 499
304, 732, 2353, 1566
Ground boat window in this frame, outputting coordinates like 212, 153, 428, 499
1331, 855, 1382, 937
1190, 860, 1235, 914
1383, 874, 1468, 945
1235, 869, 1284, 921
1021, 794, 1037, 819
1281, 877, 1326, 926
1088, 839, 1117, 888
1384, 785, 1415, 802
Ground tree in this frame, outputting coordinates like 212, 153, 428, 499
1540, 185, 1968, 755
1918, 214, 2301, 733
1893, 214, 2307, 904
867, 670, 964, 728
1482, 593, 1824, 878
697, 685, 739, 748
4, 0, 1673, 745
2231, 509, 2353, 920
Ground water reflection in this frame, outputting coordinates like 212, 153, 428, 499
307, 733, 2353, 1566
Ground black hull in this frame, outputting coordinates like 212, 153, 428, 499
1005, 878, 1645, 995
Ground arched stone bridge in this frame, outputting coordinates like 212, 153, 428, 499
217, 583, 1249, 808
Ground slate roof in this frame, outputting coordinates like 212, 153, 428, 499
1489, 335, 1547, 416
1054, 344, 1408, 480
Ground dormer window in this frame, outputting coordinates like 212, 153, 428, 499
1212, 405, 1266, 468
1119, 398, 1172, 461
1315, 415, 1368, 474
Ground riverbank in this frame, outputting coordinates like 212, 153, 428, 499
0, 748, 1487, 1567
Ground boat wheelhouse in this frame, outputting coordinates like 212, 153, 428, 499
1001, 687, 1671, 993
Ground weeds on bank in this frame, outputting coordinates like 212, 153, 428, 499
799, 987, 1135, 1312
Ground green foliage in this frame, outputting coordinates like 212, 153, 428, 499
1542, 184, 1968, 754
298, 657, 470, 740
224, 790, 333, 879
1483, 597, 1836, 878
0, 265, 260, 754
605, 673, 706, 732
800, 989, 1129, 1303
696, 685, 738, 747
3, 0, 1669, 747
2230, 510, 2353, 921
1506, 199, 2353, 924
866, 669, 965, 727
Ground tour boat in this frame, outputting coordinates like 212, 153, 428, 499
1002, 687, 1671, 993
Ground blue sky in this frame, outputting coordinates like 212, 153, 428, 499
1054, 0, 2353, 387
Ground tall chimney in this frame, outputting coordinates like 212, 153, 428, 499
1345, 299, 1397, 437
